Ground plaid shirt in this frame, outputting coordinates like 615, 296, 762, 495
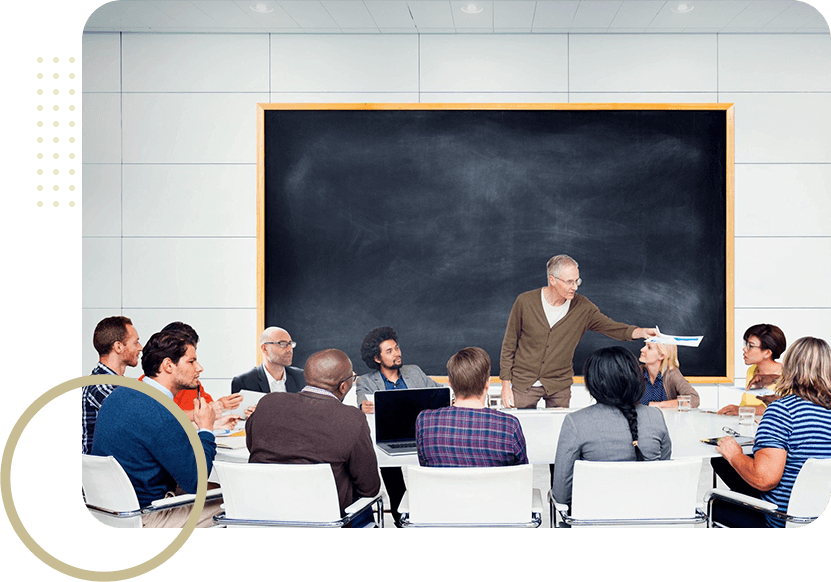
416, 407, 528, 467
81, 362, 122, 454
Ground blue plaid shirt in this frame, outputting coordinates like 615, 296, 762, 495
416, 407, 528, 467
81, 363, 122, 454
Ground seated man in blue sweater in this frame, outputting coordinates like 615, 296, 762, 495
92, 329, 221, 528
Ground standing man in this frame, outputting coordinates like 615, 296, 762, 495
231, 326, 304, 395
500, 255, 658, 409
356, 326, 439, 414
82, 316, 142, 454
246, 349, 381, 527
92, 330, 221, 528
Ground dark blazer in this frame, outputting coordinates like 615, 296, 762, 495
230, 364, 305, 395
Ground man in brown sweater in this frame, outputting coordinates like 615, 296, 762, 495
500, 255, 658, 408
246, 348, 381, 527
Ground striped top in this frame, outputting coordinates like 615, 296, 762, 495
416, 407, 528, 467
753, 394, 831, 527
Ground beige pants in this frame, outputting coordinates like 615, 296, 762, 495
142, 493, 223, 528
513, 385, 571, 409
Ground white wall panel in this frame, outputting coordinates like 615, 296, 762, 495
420, 92, 569, 103
82, 238, 121, 309
718, 34, 831, 92
569, 92, 717, 103
271, 35, 418, 92
122, 93, 267, 163
420, 35, 568, 92
735, 164, 831, 237
723, 92, 831, 163
268, 93, 420, 103
122, 34, 269, 92
82, 33, 121, 93
82, 93, 121, 163
569, 34, 718, 92
122, 238, 256, 308
82, 164, 121, 237
122, 165, 256, 237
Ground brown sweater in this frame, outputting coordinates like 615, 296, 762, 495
500, 290, 636, 395
246, 390, 381, 514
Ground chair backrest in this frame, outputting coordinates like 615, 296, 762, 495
405, 464, 533, 524
570, 458, 701, 521
81, 454, 142, 528
213, 461, 342, 523
785, 458, 831, 528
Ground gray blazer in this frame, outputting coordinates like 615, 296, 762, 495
551, 403, 672, 506
356, 364, 440, 405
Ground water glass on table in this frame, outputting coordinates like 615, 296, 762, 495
738, 406, 756, 426
677, 394, 691, 412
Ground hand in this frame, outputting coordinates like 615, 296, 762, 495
715, 435, 743, 462
217, 394, 243, 410
243, 405, 256, 418
633, 327, 660, 339
717, 404, 739, 416
360, 400, 375, 414
193, 397, 217, 431
213, 414, 240, 431
501, 381, 515, 408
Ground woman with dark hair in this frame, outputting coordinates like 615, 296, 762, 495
551, 346, 672, 507
718, 323, 787, 416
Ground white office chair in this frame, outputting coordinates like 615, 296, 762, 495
397, 464, 543, 527
705, 457, 831, 528
549, 458, 706, 527
81, 454, 222, 528
211, 461, 383, 527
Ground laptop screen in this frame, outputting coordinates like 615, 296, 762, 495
374, 387, 451, 443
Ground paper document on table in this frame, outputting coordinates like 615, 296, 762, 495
215, 436, 247, 449
226, 389, 267, 417
646, 327, 703, 347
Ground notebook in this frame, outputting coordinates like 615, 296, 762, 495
374, 387, 451, 456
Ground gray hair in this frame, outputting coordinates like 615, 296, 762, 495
259, 326, 289, 346
546, 255, 578, 281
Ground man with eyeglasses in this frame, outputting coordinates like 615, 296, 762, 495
231, 326, 305, 396
500, 254, 658, 409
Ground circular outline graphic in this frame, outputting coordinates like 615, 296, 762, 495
1, 376, 208, 581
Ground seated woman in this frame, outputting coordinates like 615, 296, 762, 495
551, 346, 672, 508
416, 347, 528, 467
718, 323, 786, 416
638, 341, 700, 408
713, 336, 831, 527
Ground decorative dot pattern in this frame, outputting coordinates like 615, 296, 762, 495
36, 55, 77, 210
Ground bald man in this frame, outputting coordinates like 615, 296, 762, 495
246, 349, 381, 527
231, 326, 305, 395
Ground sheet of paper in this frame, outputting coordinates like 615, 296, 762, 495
215, 436, 247, 449
224, 389, 268, 417
646, 330, 703, 347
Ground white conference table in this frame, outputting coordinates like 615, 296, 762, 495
215, 407, 756, 467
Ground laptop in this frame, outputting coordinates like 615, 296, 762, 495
374, 387, 451, 456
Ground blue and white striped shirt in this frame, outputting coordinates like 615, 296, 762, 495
753, 394, 831, 527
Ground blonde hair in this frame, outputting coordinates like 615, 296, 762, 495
775, 336, 831, 410
654, 343, 680, 376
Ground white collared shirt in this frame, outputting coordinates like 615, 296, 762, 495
263, 364, 287, 393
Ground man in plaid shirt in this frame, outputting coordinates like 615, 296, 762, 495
81, 316, 142, 454
416, 347, 528, 467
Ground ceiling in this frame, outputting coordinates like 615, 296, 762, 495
84, 0, 829, 34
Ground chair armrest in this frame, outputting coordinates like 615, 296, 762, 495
532, 489, 544, 514
546, 489, 568, 513
704, 488, 778, 513
149, 489, 223, 511
344, 493, 382, 517
397, 491, 409, 515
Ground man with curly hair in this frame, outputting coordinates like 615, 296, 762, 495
356, 326, 439, 413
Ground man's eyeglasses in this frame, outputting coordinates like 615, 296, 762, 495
263, 341, 297, 349
338, 371, 357, 386
555, 276, 582, 288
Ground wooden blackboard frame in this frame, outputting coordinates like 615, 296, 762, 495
256, 103, 735, 384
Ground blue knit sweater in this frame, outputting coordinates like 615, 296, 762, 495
91, 386, 216, 507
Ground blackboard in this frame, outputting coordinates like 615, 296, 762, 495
259, 104, 733, 382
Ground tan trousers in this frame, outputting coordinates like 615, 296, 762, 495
142, 493, 223, 528
513, 385, 571, 409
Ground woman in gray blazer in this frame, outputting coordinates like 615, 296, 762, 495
551, 346, 672, 507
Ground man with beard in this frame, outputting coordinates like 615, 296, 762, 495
356, 326, 439, 413
91, 330, 222, 527
356, 326, 438, 527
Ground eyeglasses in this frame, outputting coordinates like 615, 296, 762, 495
722, 427, 742, 438
742, 341, 761, 350
338, 371, 357, 386
555, 276, 582, 288
264, 341, 296, 349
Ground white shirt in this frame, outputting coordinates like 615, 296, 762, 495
533, 290, 571, 387
263, 364, 287, 393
